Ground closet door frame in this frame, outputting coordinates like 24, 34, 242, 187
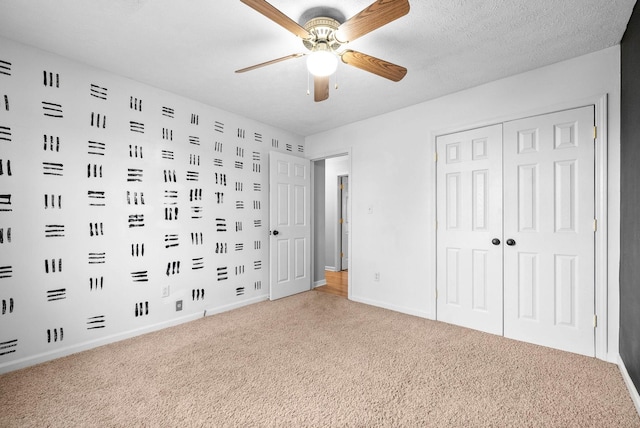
430, 94, 609, 361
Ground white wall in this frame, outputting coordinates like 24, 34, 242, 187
324, 156, 349, 271
0, 37, 304, 373
305, 46, 621, 360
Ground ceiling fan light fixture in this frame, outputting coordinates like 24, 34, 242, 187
306, 50, 338, 77
236, 0, 410, 102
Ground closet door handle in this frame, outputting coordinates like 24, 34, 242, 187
506, 239, 516, 246
491, 238, 501, 246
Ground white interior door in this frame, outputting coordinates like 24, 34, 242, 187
503, 106, 595, 356
269, 152, 311, 300
436, 124, 504, 335
340, 175, 349, 270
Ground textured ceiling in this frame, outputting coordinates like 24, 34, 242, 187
0, 0, 636, 136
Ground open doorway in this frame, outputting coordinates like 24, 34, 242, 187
313, 155, 350, 298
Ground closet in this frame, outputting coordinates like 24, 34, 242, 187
436, 106, 595, 356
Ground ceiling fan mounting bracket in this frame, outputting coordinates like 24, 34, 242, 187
302, 17, 343, 53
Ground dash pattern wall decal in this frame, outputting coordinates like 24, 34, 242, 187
0, 40, 304, 371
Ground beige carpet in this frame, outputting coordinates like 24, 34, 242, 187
0, 291, 638, 427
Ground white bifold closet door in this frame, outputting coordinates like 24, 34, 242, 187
436, 124, 504, 336
503, 106, 595, 356
436, 106, 595, 356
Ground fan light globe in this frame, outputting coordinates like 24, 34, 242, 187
306, 51, 338, 77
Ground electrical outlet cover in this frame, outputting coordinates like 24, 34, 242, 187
176, 300, 183, 311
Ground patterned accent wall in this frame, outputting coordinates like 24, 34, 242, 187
0, 39, 304, 371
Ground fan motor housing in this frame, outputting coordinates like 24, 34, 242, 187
302, 17, 343, 52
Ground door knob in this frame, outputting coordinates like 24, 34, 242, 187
272, 230, 279, 236
506, 239, 516, 246
492, 238, 501, 246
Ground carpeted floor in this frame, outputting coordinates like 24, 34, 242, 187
0, 291, 638, 427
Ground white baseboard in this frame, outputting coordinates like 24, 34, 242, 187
350, 295, 432, 320
619, 355, 640, 416
0, 312, 203, 374
313, 279, 327, 288
204, 295, 269, 316
0, 295, 271, 374
325, 266, 338, 272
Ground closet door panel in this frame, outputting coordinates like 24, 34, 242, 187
503, 106, 595, 357
436, 124, 503, 335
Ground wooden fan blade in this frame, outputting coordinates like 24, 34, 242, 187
314, 75, 330, 102
341, 50, 407, 82
335, 0, 409, 43
235, 53, 305, 73
240, 0, 310, 39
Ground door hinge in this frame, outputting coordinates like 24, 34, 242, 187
593, 126, 597, 139
593, 314, 598, 328
434, 152, 439, 162
593, 218, 597, 232
435, 220, 438, 230
339, 218, 344, 224
435, 289, 439, 300
340, 252, 344, 258
339, 183, 344, 190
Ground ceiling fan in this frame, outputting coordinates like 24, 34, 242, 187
235, 0, 410, 102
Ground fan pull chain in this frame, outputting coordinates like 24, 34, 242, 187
334, 67, 339, 90
306, 70, 311, 96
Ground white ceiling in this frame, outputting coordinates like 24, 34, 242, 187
0, 0, 636, 136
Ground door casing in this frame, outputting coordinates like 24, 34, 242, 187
310, 149, 353, 300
